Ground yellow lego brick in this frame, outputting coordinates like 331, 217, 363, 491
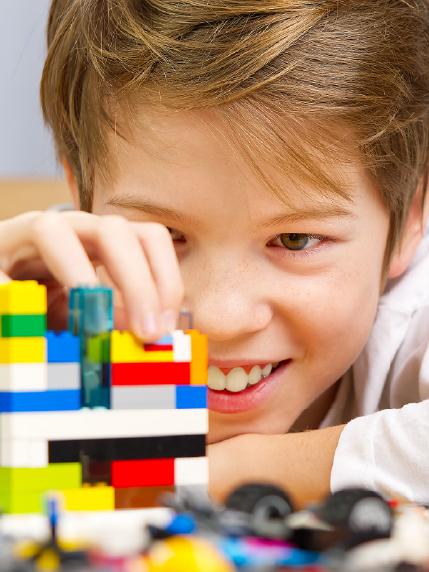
187, 330, 208, 385
61, 485, 115, 511
110, 331, 173, 363
0, 281, 47, 315
0, 337, 46, 363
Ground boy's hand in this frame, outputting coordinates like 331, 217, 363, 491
0, 211, 183, 339
208, 426, 344, 508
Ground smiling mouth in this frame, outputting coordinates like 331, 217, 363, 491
207, 361, 284, 393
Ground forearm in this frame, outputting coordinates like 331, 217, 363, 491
208, 424, 345, 508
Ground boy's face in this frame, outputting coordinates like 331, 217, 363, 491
92, 108, 390, 443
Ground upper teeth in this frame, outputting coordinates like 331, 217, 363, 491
208, 362, 278, 393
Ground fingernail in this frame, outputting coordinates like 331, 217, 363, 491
162, 309, 177, 332
141, 311, 159, 337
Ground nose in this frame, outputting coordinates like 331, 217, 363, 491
183, 253, 273, 342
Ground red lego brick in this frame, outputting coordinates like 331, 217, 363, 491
111, 362, 190, 386
111, 459, 175, 487
143, 344, 173, 352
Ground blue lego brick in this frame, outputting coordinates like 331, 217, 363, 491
0, 390, 81, 412
69, 287, 113, 337
175, 385, 207, 409
46, 332, 80, 363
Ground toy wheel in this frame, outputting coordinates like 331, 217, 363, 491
225, 483, 294, 517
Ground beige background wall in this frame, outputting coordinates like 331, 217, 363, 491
0, 180, 70, 220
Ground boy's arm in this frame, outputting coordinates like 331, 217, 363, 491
208, 425, 345, 508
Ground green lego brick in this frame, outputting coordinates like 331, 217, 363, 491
0, 463, 82, 493
0, 489, 45, 514
0, 314, 46, 337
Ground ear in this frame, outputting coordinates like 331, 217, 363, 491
388, 182, 428, 279
62, 159, 80, 209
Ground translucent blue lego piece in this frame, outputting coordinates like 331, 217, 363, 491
68, 286, 113, 336
46, 331, 80, 363
68, 286, 113, 408
175, 386, 207, 409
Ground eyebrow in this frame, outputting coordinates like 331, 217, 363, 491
106, 195, 356, 227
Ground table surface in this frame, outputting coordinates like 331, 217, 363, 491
0, 179, 70, 220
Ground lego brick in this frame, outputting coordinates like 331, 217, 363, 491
61, 486, 115, 511
0, 337, 46, 363
112, 458, 175, 488
110, 331, 173, 363
114, 485, 175, 509
0, 489, 45, 514
0, 389, 81, 412
69, 286, 113, 336
81, 359, 110, 408
86, 333, 111, 363
0, 281, 47, 315
49, 434, 206, 463
111, 362, 190, 386
175, 385, 207, 409
0, 463, 82, 492
111, 385, 175, 410
0, 363, 47, 391
0, 438, 48, 467
0, 408, 208, 440
172, 331, 192, 362
47, 363, 80, 390
187, 330, 208, 385
82, 459, 111, 485
0, 314, 46, 338
46, 331, 80, 363
174, 457, 209, 486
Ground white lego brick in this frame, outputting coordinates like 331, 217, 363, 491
174, 457, 209, 486
0, 363, 47, 391
0, 438, 48, 467
0, 409, 208, 441
172, 331, 191, 362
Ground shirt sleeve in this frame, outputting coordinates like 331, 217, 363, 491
331, 400, 429, 502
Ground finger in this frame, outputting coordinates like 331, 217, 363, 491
91, 216, 164, 340
133, 222, 184, 331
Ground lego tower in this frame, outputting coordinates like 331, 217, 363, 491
0, 281, 208, 514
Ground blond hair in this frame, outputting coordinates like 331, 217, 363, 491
41, 0, 429, 262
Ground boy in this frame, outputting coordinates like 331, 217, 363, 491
2, 0, 429, 507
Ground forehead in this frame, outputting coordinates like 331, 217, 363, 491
98, 104, 382, 218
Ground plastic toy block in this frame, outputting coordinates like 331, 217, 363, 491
111, 362, 190, 386
61, 486, 115, 511
0, 489, 45, 514
69, 287, 113, 337
174, 457, 209, 486
0, 281, 47, 315
49, 434, 206, 463
81, 359, 110, 408
0, 463, 81, 492
0, 314, 46, 338
172, 331, 192, 362
110, 331, 173, 363
0, 363, 47, 391
0, 409, 208, 440
0, 438, 48, 467
46, 331, 80, 363
0, 337, 46, 363
0, 389, 81, 412
175, 385, 207, 409
115, 485, 175, 509
187, 330, 208, 385
111, 458, 175, 488
143, 333, 173, 351
47, 363, 80, 390
111, 385, 176, 410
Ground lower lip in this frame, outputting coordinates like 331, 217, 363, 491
208, 360, 291, 414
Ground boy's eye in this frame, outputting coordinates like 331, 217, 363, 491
270, 233, 323, 251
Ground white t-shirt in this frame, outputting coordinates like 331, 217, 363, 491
320, 228, 429, 502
